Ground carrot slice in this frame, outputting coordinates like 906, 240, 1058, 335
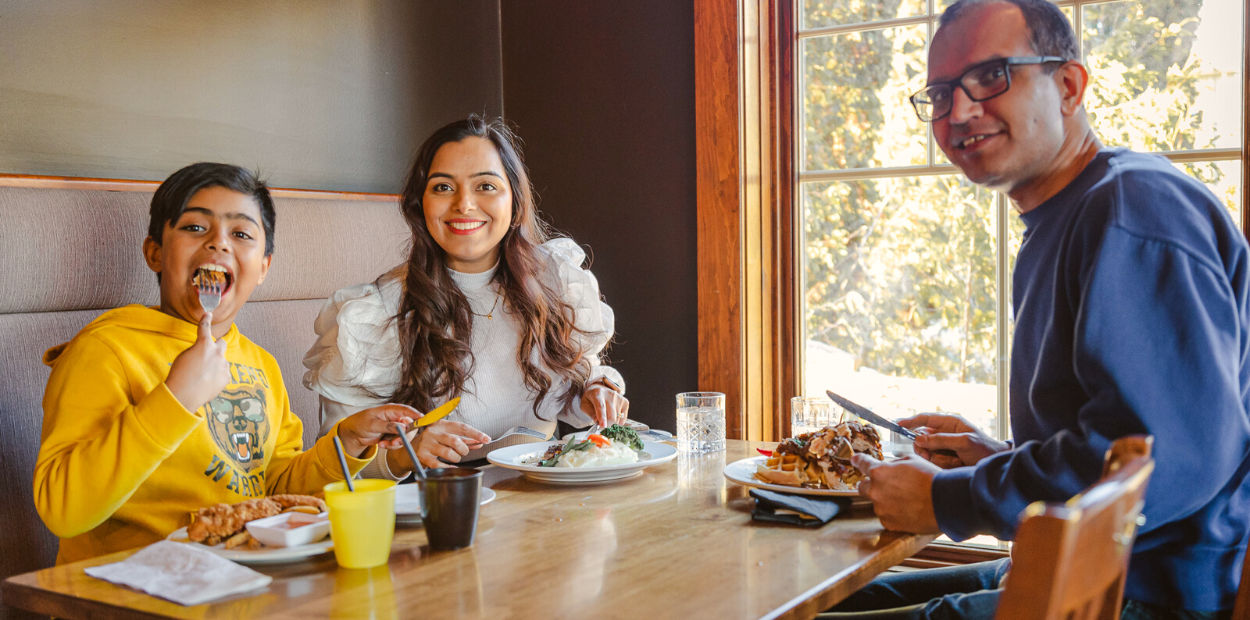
588, 434, 611, 448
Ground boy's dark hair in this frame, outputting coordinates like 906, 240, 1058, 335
148, 163, 276, 256
940, 0, 1079, 66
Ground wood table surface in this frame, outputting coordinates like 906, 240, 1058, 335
3, 440, 934, 620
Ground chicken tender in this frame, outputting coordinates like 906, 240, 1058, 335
269, 494, 327, 513
186, 498, 280, 543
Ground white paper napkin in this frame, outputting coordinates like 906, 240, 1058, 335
84, 540, 271, 606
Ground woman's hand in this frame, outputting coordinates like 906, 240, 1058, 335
388, 420, 491, 473
579, 383, 629, 427
336, 404, 419, 458
897, 412, 1010, 468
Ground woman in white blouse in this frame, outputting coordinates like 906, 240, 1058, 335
303, 116, 628, 478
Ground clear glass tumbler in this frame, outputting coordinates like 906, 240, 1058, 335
790, 396, 837, 437
676, 392, 726, 453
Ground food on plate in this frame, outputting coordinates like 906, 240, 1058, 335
186, 495, 327, 547
754, 421, 882, 490
270, 494, 327, 512
523, 424, 644, 468
222, 530, 263, 550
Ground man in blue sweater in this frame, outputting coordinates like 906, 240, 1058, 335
823, 1, 1250, 619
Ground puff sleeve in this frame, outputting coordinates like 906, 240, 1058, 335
541, 238, 626, 395
302, 275, 405, 437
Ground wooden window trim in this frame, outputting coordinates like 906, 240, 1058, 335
696, 0, 797, 441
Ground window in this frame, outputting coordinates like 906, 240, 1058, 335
797, 0, 1245, 452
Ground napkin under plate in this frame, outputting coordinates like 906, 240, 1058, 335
750, 489, 851, 527
85, 540, 271, 606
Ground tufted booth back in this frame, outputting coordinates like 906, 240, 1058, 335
0, 181, 407, 618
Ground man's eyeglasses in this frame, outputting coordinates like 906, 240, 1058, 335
909, 56, 1067, 122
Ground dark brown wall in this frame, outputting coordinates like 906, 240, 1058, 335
0, 0, 503, 194
500, 0, 698, 432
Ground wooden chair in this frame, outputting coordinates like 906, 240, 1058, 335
994, 436, 1154, 620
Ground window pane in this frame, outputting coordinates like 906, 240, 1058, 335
803, 26, 929, 171
802, 176, 1000, 435
803, 0, 927, 31
1174, 159, 1242, 228
1084, 0, 1243, 151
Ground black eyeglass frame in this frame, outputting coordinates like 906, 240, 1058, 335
909, 56, 1068, 122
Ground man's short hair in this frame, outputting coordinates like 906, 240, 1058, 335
148, 162, 276, 257
940, 0, 1079, 64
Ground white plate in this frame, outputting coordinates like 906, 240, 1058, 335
166, 526, 333, 564
724, 456, 863, 498
486, 440, 677, 484
394, 485, 497, 525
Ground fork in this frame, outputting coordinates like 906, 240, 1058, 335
194, 270, 225, 314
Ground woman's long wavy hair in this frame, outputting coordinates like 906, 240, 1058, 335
389, 116, 592, 418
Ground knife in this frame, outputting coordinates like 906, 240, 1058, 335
381, 397, 462, 441
825, 390, 958, 457
415, 397, 460, 428
825, 390, 918, 439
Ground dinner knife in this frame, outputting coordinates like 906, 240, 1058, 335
824, 390, 958, 458
825, 390, 918, 439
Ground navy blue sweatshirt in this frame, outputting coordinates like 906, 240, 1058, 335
931, 149, 1250, 610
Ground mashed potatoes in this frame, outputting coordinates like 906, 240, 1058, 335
555, 440, 640, 468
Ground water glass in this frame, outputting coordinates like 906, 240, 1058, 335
676, 392, 726, 453
790, 396, 836, 436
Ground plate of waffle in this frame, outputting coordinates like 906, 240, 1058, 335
167, 494, 334, 564
724, 421, 883, 497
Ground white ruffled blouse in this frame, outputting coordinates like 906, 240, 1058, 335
302, 239, 624, 478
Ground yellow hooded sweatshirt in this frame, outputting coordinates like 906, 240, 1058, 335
35, 305, 376, 564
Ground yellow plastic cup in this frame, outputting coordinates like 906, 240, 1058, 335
323, 479, 397, 569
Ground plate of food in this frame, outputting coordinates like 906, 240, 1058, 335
394, 485, 498, 525
487, 424, 677, 484
724, 421, 882, 498
167, 494, 334, 564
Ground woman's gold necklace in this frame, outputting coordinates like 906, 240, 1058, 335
471, 294, 501, 320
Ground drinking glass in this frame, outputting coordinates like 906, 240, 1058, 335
675, 392, 726, 453
324, 479, 397, 569
420, 467, 483, 551
790, 396, 836, 436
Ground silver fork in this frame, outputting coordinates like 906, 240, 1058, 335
194, 271, 225, 314
581, 422, 600, 441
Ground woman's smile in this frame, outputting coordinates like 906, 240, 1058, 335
445, 219, 488, 235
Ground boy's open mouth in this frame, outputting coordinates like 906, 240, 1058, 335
192, 264, 234, 295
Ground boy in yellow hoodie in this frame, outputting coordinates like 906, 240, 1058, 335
35, 163, 417, 564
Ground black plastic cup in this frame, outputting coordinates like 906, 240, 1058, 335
420, 467, 483, 550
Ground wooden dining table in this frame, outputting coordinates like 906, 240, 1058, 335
3, 440, 935, 620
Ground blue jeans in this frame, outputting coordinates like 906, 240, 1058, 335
816, 558, 1229, 620
817, 558, 1009, 620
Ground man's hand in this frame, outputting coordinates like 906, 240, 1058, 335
336, 404, 418, 458
853, 454, 942, 534
898, 413, 1010, 468
580, 384, 629, 427
166, 313, 231, 413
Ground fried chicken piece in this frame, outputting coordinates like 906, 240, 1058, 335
222, 531, 253, 550
187, 498, 281, 543
269, 494, 327, 513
